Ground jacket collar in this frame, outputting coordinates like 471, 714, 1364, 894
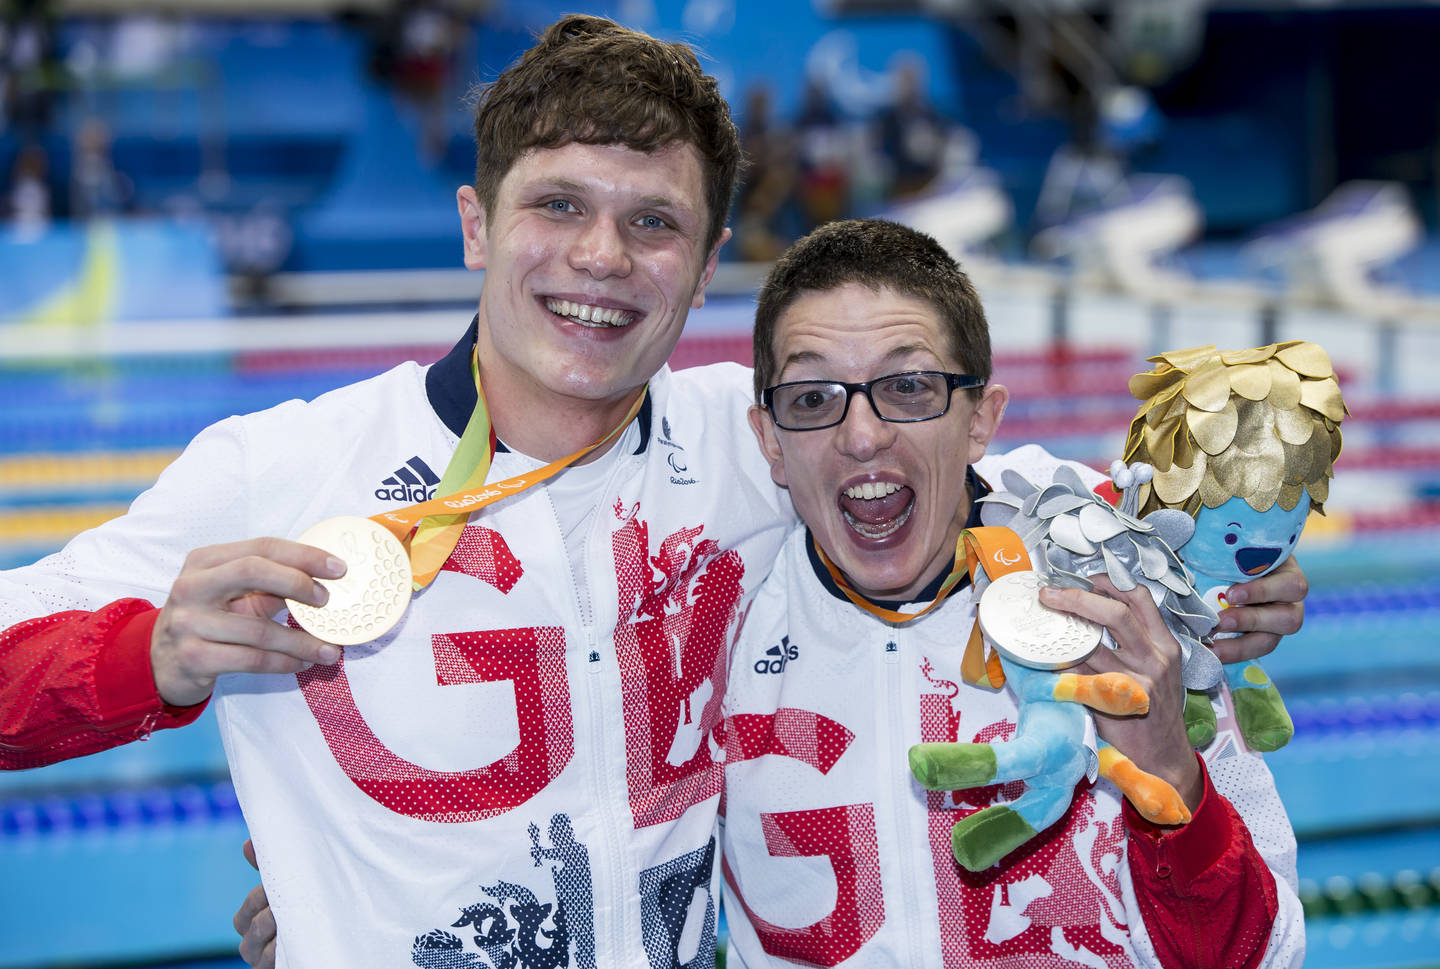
425, 314, 652, 455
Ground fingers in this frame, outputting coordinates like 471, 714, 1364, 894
186, 536, 347, 585
152, 607, 339, 704
1208, 630, 1281, 665
174, 543, 344, 612
1038, 577, 1170, 661
1225, 555, 1308, 615
170, 608, 339, 667
1209, 555, 1307, 663
234, 839, 277, 968
151, 539, 349, 706
235, 883, 278, 968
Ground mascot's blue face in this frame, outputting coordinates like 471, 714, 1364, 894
1183, 495, 1310, 584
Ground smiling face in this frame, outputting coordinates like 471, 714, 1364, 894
749, 282, 1008, 601
459, 141, 727, 439
1183, 495, 1310, 584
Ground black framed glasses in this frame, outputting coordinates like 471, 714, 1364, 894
762, 371, 985, 431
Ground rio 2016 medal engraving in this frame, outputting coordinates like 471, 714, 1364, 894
978, 570, 1102, 670
286, 516, 411, 646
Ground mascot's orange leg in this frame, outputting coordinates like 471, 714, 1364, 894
1053, 672, 1150, 716
1098, 746, 1192, 825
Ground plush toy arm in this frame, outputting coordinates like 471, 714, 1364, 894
1047, 670, 1150, 715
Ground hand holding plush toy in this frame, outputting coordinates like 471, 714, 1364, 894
908, 464, 1209, 871
1122, 341, 1347, 751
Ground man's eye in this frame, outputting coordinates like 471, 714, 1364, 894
546, 199, 578, 213
636, 214, 669, 229
797, 390, 830, 409
882, 374, 933, 396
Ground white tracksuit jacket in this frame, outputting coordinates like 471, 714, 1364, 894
720, 445, 1305, 969
0, 324, 794, 969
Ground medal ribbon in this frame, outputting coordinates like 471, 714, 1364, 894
813, 525, 1031, 688
370, 349, 647, 590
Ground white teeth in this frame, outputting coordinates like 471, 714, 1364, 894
844, 481, 901, 500
842, 501, 913, 539
545, 298, 635, 328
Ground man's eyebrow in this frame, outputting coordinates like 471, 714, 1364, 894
777, 349, 825, 374
778, 343, 939, 377
882, 343, 941, 364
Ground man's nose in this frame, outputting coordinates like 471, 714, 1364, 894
569, 218, 632, 278
835, 391, 897, 462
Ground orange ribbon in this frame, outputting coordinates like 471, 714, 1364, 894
813, 525, 1032, 689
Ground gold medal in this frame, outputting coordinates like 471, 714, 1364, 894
287, 516, 411, 646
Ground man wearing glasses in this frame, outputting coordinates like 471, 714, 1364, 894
719, 219, 1303, 969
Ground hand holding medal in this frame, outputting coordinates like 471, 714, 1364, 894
284, 517, 412, 646
282, 350, 647, 646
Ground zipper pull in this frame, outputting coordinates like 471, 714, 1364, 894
134, 712, 161, 741
1153, 833, 1173, 878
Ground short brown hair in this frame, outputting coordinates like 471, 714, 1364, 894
470, 15, 741, 250
752, 219, 992, 401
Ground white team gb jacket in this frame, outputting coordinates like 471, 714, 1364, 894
0, 326, 795, 969
720, 445, 1305, 969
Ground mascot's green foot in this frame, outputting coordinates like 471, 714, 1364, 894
1233, 684, 1294, 752
908, 743, 997, 790
1184, 689, 1217, 749
950, 806, 1038, 872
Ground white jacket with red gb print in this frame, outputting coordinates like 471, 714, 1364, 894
0, 324, 794, 969
719, 444, 1305, 969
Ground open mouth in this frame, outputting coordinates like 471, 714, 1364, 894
545, 298, 637, 329
840, 481, 915, 540
1235, 546, 1282, 576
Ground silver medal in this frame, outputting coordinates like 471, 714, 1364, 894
977, 570, 1102, 670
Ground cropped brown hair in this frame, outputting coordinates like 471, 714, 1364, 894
471, 15, 741, 250
752, 219, 992, 401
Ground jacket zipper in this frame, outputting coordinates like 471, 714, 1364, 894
553, 451, 637, 966
0, 708, 159, 751
884, 629, 928, 968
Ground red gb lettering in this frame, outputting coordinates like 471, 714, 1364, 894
296, 524, 574, 822
612, 515, 744, 828
297, 627, 572, 823
723, 804, 885, 967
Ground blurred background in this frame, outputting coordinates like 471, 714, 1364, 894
2, 0, 1439, 966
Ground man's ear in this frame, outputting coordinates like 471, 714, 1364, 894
747, 403, 789, 489
967, 383, 1009, 465
457, 186, 487, 271
690, 227, 732, 310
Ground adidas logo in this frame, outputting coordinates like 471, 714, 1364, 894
753, 635, 799, 675
375, 456, 441, 502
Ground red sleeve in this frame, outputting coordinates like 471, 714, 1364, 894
0, 599, 207, 770
1124, 753, 1279, 969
